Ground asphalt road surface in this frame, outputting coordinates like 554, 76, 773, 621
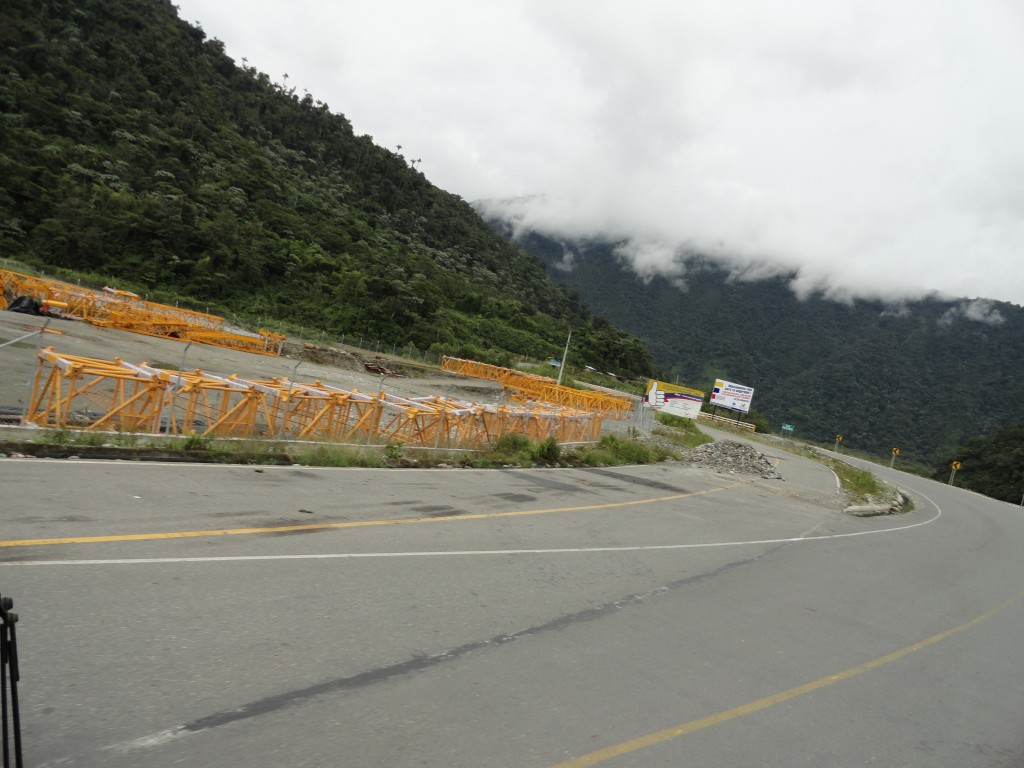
2, 441, 1023, 767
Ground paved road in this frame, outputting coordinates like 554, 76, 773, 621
2, 449, 1022, 767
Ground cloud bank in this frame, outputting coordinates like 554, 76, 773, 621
177, 0, 1024, 306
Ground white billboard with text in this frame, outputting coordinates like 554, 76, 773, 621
645, 380, 704, 419
709, 379, 754, 413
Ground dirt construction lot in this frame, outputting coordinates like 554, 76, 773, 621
0, 310, 508, 419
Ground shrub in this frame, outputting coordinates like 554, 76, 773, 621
494, 432, 531, 456
610, 439, 653, 465
532, 436, 561, 463
583, 448, 616, 466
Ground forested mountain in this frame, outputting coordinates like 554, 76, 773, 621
7, 0, 1020, 480
0, 0, 654, 376
482, 225, 1024, 466
940, 419, 1024, 503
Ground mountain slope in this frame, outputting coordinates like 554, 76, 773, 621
0, 0, 654, 376
487, 227, 1024, 463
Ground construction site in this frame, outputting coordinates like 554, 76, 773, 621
1, 272, 639, 452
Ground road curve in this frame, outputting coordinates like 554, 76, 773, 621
1, 446, 1022, 767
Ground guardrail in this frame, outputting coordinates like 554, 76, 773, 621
698, 412, 757, 432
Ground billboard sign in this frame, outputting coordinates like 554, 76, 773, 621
645, 379, 704, 419
710, 379, 754, 413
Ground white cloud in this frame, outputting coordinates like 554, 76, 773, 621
176, 0, 1024, 306
940, 299, 1006, 327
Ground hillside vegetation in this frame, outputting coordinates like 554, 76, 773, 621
0, 0, 655, 377
488, 227, 1024, 470
934, 419, 1024, 503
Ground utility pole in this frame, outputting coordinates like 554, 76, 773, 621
556, 330, 571, 387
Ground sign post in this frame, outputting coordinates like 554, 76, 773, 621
834, 434, 843, 452
890, 447, 900, 468
948, 460, 961, 485
780, 423, 795, 437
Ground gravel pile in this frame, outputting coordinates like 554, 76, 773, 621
687, 440, 783, 479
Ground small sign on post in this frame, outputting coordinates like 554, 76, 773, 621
890, 447, 900, 468
949, 460, 961, 485
780, 423, 795, 437
834, 434, 843, 452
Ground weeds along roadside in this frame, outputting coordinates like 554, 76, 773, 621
710, 424, 915, 509
9, 426, 690, 469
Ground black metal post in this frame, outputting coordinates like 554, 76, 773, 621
1, 593, 22, 768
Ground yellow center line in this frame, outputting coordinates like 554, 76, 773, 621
546, 587, 1024, 768
0, 484, 737, 548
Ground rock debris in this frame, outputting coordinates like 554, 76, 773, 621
686, 440, 783, 479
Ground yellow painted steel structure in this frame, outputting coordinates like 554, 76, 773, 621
440, 356, 633, 419
1, 269, 284, 356
23, 349, 604, 448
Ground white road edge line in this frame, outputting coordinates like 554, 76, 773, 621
44, 491, 946, 762
0, 499, 942, 568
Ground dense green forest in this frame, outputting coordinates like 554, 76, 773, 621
0, 0, 655, 376
486, 225, 1024, 472
935, 418, 1024, 503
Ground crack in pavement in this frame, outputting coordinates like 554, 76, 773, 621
181, 543, 784, 736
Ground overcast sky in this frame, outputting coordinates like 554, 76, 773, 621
175, 0, 1024, 307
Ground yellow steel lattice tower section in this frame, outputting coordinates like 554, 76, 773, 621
440, 356, 633, 419
1, 269, 284, 356
23, 350, 604, 448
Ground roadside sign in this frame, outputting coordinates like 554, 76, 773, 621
835, 434, 843, 442
710, 379, 755, 413
892, 448, 900, 455
781, 423, 794, 432
949, 460, 961, 486
644, 379, 704, 419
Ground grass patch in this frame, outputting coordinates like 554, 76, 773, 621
175, 434, 212, 451
806, 453, 886, 502
34, 429, 71, 445
581, 448, 617, 466
653, 413, 713, 449
19, 427, 676, 469
841, 466, 883, 497
294, 445, 385, 468
72, 432, 108, 446
566, 434, 679, 466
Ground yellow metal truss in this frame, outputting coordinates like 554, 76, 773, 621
1, 269, 284, 356
439, 356, 634, 419
23, 350, 604, 448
